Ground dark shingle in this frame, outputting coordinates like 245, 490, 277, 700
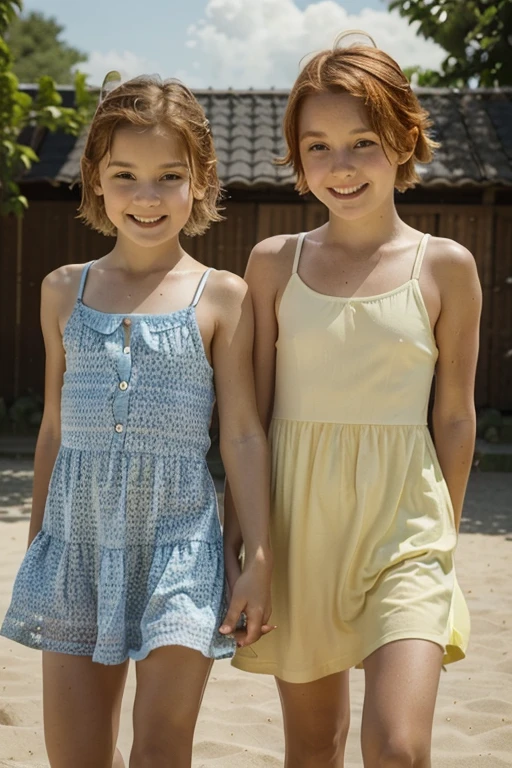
20, 87, 512, 188
231, 136, 253, 151
487, 96, 512, 161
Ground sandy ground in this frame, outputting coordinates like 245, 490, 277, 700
0, 459, 511, 767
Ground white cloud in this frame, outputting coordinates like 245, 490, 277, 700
182, 0, 446, 88
78, 50, 163, 87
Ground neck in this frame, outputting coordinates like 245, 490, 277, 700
324, 196, 405, 253
107, 233, 187, 274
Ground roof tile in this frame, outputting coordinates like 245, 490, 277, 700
20, 87, 512, 188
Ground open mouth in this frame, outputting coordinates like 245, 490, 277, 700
128, 214, 167, 228
328, 183, 369, 200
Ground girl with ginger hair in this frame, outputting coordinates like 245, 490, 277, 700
1, 74, 273, 768
226, 34, 480, 767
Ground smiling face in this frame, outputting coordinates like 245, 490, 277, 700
298, 91, 404, 221
94, 124, 195, 249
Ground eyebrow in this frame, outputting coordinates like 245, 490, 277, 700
300, 127, 374, 141
108, 160, 189, 169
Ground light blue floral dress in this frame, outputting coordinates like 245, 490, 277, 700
1, 263, 235, 665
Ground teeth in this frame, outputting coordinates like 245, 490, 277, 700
333, 184, 365, 195
132, 215, 163, 223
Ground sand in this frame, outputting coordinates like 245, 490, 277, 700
0, 459, 511, 767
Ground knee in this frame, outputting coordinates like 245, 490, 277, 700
130, 742, 185, 768
129, 744, 167, 768
130, 724, 194, 768
372, 737, 429, 768
292, 713, 350, 761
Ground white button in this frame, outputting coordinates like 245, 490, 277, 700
115, 424, 123, 433
119, 381, 128, 391
123, 346, 130, 354
36, 625, 41, 631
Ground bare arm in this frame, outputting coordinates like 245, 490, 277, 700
210, 271, 273, 644
28, 273, 68, 547
223, 240, 282, 591
431, 242, 482, 531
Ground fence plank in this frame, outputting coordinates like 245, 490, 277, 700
491, 208, 512, 409
0, 215, 18, 400
1, 200, 510, 410
434, 206, 493, 408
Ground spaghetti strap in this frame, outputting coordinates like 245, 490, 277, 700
411, 234, 430, 280
292, 233, 306, 274
77, 261, 95, 301
190, 268, 213, 308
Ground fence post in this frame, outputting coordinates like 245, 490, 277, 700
13, 214, 23, 399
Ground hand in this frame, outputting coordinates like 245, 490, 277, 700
224, 543, 242, 603
219, 554, 275, 647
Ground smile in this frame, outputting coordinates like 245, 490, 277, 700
128, 214, 167, 227
329, 183, 368, 200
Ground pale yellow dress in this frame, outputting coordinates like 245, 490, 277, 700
233, 232, 470, 684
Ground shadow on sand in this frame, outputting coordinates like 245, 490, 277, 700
0, 459, 511, 535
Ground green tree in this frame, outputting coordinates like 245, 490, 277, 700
6, 10, 86, 84
0, 0, 92, 215
390, 0, 512, 86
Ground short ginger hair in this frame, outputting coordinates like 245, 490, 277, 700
279, 45, 438, 193
79, 75, 222, 236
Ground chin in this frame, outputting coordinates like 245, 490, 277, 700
134, 233, 177, 249
324, 202, 370, 222
322, 193, 390, 222
118, 223, 177, 245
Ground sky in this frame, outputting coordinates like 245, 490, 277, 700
25, 0, 446, 88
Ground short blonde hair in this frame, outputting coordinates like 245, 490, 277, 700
79, 76, 222, 236
279, 45, 439, 193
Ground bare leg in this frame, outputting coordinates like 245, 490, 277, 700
43, 651, 129, 768
276, 670, 350, 768
113, 748, 126, 768
361, 639, 443, 767
129, 645, 213, 768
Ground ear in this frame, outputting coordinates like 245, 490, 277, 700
398, 126, 419, 165
93, 181, 104, 196
194, 188, 206, 201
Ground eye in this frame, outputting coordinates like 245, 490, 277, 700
308, 143, 328, 152
160, 173, 181, 181
115, 172, 135, 180
355, 139, 376, 149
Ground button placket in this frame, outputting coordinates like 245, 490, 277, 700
112, 319, 133, 444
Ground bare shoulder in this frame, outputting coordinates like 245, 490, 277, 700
246, 233, 300, 292
251, 233, 297, 257
426, 236, 482, 307
42, 262, 87, 302
427, 236, 478, 277
249, 233, 297, 265
41, 263, 90, 336
206, 269, 248, 310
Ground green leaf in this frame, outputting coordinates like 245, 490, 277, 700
8, 10, 87, 84
18, 143, 38, 161
386, 0, 512, 86
19, 152, 31, 169
0, 3, 89, 217
44, 105, 62, 119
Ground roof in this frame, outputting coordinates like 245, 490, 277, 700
20, 86, 512, 188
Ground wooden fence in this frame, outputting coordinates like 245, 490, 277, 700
0, 199, 511, 409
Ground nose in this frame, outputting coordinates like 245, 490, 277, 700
132, 183, 161, 207
330, 148, 356, 178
